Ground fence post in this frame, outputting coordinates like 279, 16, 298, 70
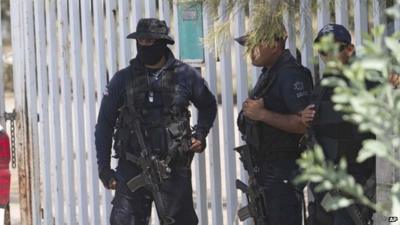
172, 1, 180, 58
335, 0, 349, 28
354, 0, 368, 47
81, 0, 101, 224
317, 0, 330, 77
300, 0, 315, 80
159, 0, 170, 24
372, 0, 386, 35
249, 0, 261, 86
118, 0, 130, 67
284, 0, 297, 58
145, 0, 157, 18
93, 0, 113, 223
131, 0, 143, 57
106, 0, 118, 77
202, 5, 223, 225
34, 0, 55, 224
56, 0, 78, 223
192, 106, 209, 225
69, 0, 89, 223
233, 4, 251, 225
23, 0, 41, 223
218, 1, 237, 224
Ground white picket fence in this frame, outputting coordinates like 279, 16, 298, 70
5, 0, 400, 225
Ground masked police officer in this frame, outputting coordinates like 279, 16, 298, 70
95, 18, 217, 225
301, 24, 376, 225
236, 25, 313, 225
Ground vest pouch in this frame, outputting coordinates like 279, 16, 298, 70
167, 121, 183, 138
166, 119, 191, 156
147, 126, 168, 157
127, 132, 141, 154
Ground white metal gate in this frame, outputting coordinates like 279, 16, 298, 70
7, 0, 400, 225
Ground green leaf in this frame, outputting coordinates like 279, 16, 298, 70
322, 196, 354, 211
385, 37, 400, 63
359, 58, 388, 72
358, 140, 388, 162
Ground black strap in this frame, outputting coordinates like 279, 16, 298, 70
127, 64, 141, 107
312, 82, 327, 110
251, 70, 277, 99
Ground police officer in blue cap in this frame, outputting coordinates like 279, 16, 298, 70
235, 25, 313, 225
301, 23, 375, 225
95, 18, 217, 225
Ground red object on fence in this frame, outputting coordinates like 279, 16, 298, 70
0, 126, 11, 207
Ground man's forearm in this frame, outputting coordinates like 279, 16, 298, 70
259, 109, 306, 134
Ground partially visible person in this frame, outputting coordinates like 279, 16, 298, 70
95, 18, 217, 225
389, 73, 400, 88
301, 24, 376, 225
235, 24, 313, 225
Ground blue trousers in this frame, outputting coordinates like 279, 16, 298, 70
256, 159, 304, 225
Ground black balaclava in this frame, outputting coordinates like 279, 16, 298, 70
137, 39, 167, 65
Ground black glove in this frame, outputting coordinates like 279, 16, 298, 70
192, 132, 207, 151
99, 168, 117, 189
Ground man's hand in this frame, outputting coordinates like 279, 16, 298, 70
389, 73, 400, 88
190, 138, 204, 153
242, 98, 265, 121
299, 104, 316, 128
108, 179, 117, 190
99, 168, 117, 190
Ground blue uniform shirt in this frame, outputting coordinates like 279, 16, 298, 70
251, 49, 313, 158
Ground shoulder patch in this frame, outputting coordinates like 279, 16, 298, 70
293, 81, 304, 91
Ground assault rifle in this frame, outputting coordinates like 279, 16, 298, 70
125, 117, 175, 225
235, 145, 269, 225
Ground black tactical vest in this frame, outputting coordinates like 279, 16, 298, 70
113, 63, 193, 166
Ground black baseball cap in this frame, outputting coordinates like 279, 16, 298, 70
314, 23, 352, 44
